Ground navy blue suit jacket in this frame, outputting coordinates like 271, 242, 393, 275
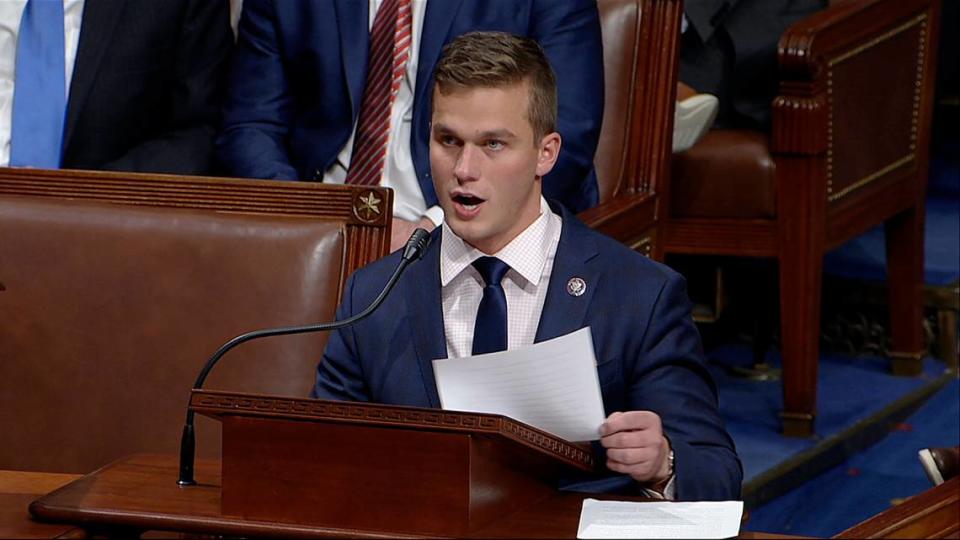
216, 0, 602, 214
62, 0, 232, 175
313, 205, 742, 501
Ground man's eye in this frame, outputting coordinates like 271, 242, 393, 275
487, 140, 504, 150
441, 136, 459, 146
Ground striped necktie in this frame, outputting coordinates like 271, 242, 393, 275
345, 0, 413, 186
10, 0, 66, 168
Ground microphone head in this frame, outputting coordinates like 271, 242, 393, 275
402, 228, 432, 261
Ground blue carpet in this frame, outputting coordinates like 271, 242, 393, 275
742, 378, 960, 537
823, 196, 960, 286
709, 346, 947, 483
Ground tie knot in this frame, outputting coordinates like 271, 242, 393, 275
472, 257, 511, 287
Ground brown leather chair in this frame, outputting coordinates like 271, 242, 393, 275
579, 0, 683, 256
661, 0, 942, 436
0, 168, 391, 472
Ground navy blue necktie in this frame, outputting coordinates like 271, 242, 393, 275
10, 0, 66, 168
471, 257, 511, 355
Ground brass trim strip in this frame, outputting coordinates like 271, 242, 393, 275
889, 350, 926, 362
632, 235, 654, 257
828, 14, 926, 67
826, 12, 927, 202
827, 154, 915, 202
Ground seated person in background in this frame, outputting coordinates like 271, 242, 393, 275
673, 81, 719, 153
216, 0, 604, 252
313, 31, 742, 501
673, 0, 827, 151
0, 0, 232, 174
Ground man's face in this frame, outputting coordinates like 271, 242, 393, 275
430, 81, 560, 255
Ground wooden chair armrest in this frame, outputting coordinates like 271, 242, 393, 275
577, 191, 657, 254
779, 0, 937, 81
772, 0, 939, 156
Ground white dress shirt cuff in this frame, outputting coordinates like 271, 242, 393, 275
643, 475, 676, 500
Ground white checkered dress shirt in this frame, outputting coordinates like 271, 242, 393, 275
437, 198, 677, 499
439, 197, 561, 359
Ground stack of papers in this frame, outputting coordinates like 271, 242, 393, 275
577, 499, 744, 539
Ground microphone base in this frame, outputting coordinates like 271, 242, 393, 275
178, 423, 197, 487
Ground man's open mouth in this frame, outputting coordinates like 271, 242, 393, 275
452, 193, 485, 210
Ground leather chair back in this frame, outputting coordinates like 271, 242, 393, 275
0, 169, 391, 472
594, 0, 680, 204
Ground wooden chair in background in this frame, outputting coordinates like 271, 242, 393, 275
579, 0, 683, 257
660, 0, 942, 436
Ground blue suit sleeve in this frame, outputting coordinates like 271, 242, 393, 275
216, 0, 299, 180
311, 273, 371, 401
531, 0, 603, 213
629, 272, 743, 501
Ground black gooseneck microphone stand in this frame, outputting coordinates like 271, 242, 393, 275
177, 228, 431, 486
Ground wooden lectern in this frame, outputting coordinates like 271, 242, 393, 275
189, 390, 594, 537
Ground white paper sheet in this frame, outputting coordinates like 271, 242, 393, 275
432, 327, 606, 442
577, 499, 744, 539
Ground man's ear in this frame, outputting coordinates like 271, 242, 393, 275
535, 131, 562, 178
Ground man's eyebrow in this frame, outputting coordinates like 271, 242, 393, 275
432, 124, 517, 140
478, 129, 518, 140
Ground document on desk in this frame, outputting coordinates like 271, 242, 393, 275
432, 327, 606, 442
577, 499, 744, 539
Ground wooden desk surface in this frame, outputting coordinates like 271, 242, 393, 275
18, 454, 796, 539
9, 456, 956, 539
0, 470, 81, 539
834, 476, 959, 539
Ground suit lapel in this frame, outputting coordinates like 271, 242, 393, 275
63, 0, 124, 154
414, 0, 462, 116
405, 228, 447, 407
333, 0, 370, 119
410, 1, 462, 207
535, 209, 601, 343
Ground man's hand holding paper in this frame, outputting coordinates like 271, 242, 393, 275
601, 411, 673, 485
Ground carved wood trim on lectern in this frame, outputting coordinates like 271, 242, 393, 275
190, 390, 595, 471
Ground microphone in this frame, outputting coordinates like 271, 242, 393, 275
177, 228, 431, 486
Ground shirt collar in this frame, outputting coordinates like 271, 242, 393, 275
440, 197, 560, 287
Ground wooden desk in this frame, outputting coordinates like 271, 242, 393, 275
20, 454, 788, 539
834, 476, 959, 539
0, 470, 80, 539
9, 456, 956, 538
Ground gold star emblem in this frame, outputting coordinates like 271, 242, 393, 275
355, 191, 382, 222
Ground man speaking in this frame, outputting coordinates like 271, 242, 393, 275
313, 31, 741, 501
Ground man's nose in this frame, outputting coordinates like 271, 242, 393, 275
454, 145, 480, 182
